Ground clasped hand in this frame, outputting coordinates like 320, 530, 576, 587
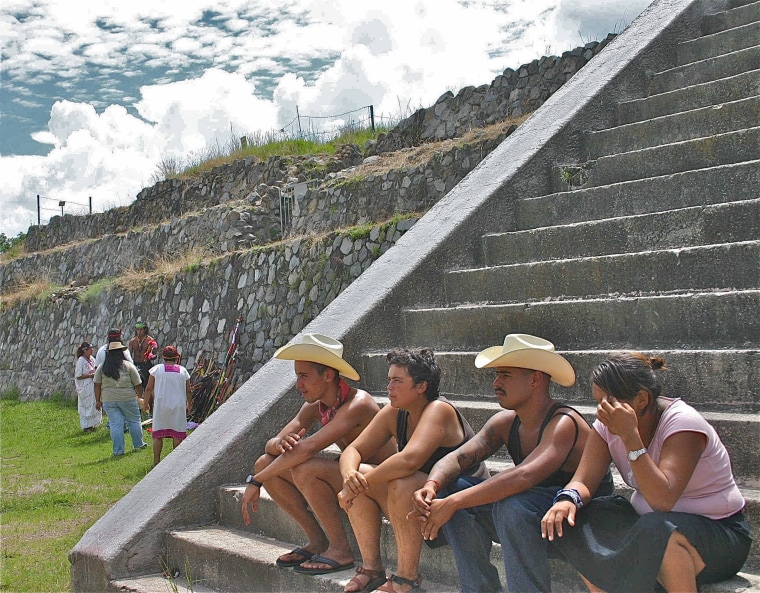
338, 469, 368, 510
275, 428, 307, 454
411, 484, 453, 541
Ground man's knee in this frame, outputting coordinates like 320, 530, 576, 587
254, 453, 276, 474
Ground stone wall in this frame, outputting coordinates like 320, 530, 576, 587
2, 194, 282, 289
366, 36, 617, 155
23, 146, 363, 252
289, 124, 518, 236
0, 217, 417, 401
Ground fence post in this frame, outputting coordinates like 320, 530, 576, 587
296, 106, 302, 137
369, 105, 375, 134
89, 196, 92, 215
37, 195, 41, 225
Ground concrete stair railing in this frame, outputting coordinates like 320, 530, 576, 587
72, 0, 760, 591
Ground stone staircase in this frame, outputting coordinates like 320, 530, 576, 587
74, 0, 760, 591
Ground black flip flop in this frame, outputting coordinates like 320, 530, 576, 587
293, 554, 355, 575
275, 547, 313, 568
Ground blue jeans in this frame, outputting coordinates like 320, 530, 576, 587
440, 477, 560, 593
102, 400, 145, 455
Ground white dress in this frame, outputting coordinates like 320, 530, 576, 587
74, 355, 102, 429
149, 363, 191, 438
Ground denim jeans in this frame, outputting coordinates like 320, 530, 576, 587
102, 400, 145, 455
440, 477, 560, 593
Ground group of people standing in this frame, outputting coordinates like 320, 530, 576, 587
74, 323, 191, 466
240, 332, 751, 593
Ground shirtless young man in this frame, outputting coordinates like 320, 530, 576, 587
241, 333, 396, 574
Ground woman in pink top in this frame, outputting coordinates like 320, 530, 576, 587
541, 353, 751, 593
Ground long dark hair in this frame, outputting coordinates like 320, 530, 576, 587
591, 352, 667, 404
386, 347, 441, 401
102, 349, 127, 381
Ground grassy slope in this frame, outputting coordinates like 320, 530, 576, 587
0, 393, 151, 592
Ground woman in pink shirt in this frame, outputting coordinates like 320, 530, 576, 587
541, 352, 750, 593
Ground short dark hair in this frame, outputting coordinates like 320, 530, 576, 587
386, 347, 441, 401
310, 361, 340, 384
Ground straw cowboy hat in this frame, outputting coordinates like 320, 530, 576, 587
475, 334, 575, 387
106, 341, 128, 351
274, 333, 360, 381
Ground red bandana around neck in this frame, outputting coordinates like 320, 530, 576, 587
318, 379, 351, 426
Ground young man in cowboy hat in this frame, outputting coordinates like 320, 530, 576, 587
412, 334, 613, 593
241, 333, 396, 574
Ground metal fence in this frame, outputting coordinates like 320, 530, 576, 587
36, 194, 92, 225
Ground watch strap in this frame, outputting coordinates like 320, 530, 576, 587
245, 474, 263, 488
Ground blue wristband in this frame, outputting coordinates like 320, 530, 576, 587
553, 488, 583, 509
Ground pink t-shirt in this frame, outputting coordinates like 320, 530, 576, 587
594, 397, 745, 520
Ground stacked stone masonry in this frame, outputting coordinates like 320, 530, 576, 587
0, 218, 417, 400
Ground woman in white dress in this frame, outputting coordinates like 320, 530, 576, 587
74, 342, 102, 432
144, 345, 191, 467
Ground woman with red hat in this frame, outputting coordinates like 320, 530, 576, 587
144, 345, 192, 467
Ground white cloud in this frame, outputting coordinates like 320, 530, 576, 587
0, 0, 654, 237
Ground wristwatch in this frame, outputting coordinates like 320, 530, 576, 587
628, 447, 647, 462
245, 474, 263, 488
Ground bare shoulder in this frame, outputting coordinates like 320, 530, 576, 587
481, 410, 516, 440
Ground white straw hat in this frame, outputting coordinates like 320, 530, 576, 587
475, 334, 575, 386
274, 333, 360, 381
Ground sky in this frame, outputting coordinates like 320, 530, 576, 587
0, 0, 653, 238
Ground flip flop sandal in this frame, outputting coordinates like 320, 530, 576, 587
344, 566, 386, 592
275, 547, 313, 568
293, 554, 355, 575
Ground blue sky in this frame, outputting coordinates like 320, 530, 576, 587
0, 0, 652, 237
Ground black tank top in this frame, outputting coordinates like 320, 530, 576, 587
396, 396, 489, 479
508, 402, 583, 488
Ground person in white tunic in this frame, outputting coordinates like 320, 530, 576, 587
74, 342, 102, 432
144, 345, 191, 467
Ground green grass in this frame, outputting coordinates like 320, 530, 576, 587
0, 390, 152, 592
161, 126, 389, 180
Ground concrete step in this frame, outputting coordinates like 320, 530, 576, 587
518, 160, 760, 230
164, 524, 458, 593
586, 95, 760, 159
110, 573, 220, 592
484, 198, 760, 265
617, 69, 760, 125
650, 44, 760, 95
401, 291, 760, 351
584, 127, 760, 187
446, 241, 760, 305
678, 21, 760, 65
215, 480, 760, 592
359, 350, 760, 414
703, 0, 760, 35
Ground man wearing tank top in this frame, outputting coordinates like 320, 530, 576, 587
412, 334, 613, 593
